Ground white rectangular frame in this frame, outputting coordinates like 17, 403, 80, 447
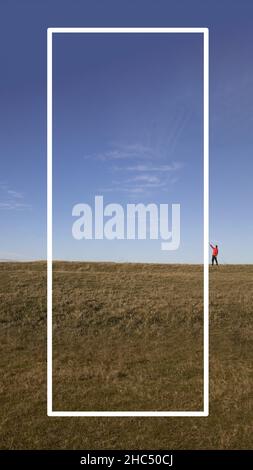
47, 27, 209, 417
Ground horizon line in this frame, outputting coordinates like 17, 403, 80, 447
0, 259, 252, 266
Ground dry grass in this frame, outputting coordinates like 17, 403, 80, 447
0, 262, 252, 449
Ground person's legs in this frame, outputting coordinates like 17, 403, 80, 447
215, 256, 218, 265
212, 255, 214, 265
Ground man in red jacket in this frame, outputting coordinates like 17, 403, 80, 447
210, 243, 219, 265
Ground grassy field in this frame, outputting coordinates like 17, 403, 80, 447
0, 262, 252, 449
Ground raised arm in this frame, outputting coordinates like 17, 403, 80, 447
210, 243, 214, 249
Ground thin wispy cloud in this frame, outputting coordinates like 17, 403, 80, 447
165, 107, 190, 156
86, 138, 184, 196
127, 174, 161, 184
99, 169, 175, 196
7, 189, 23, 199
106, 160, 183, 196
84, 143, 154, 161
0, 183, 31, 210
114, 162, 183, 173
0, 202, 31, 210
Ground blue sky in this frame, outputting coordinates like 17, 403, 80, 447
0, 0, 253, 263
53, 32, 203, 262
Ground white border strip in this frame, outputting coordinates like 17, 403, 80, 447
47, 27, 209, 417
203, 28, 209, 417
47, 28, 53, 417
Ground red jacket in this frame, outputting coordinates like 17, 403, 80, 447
210, 244, 218, 256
